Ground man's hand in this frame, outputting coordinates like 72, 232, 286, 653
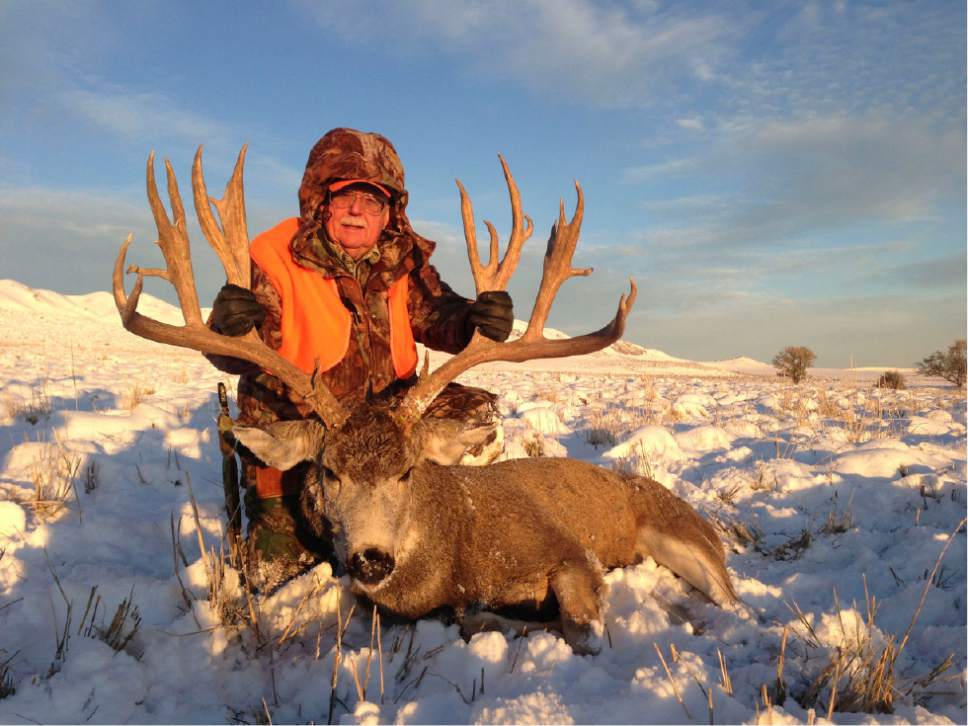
212, 284, 266, 336
468, 291, 514, 342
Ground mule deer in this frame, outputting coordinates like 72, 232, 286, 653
113, 147, 737, 653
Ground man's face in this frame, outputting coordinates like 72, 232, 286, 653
323, 183, 391, 260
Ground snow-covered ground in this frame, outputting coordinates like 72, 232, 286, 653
0, 279, 965, 724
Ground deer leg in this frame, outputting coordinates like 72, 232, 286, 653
550, 559, 606, 655
635, 523, 736, 606
460, 609, 561, 641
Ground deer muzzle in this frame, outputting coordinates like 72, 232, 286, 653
348, 547, 395, 585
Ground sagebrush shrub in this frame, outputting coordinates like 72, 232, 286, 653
876, 370, 905, 390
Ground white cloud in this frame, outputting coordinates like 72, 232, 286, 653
676, 117, 704, 131
622, 157, 697, 183
635, 114, 964, 251
296, 0, 736, 108
60, 87, 230, 144
0, 184, 227, 303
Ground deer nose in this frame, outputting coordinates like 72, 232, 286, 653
348, 548, 395, 584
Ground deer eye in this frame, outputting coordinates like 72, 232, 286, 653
400, 467, 414, 484
322, 466, 341, 484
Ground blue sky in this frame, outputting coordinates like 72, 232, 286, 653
1, 0, 964, 366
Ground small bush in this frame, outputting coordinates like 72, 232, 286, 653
772, 346, 816, 384
916, 339, 966, 387
876, 370, 906, 390
0, 651, 14, 699
522, 436, 544, 458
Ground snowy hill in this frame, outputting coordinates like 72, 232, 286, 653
0, 278, 205, 327
1, 279, 730, 377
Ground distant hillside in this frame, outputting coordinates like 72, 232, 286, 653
0, 278, 207, 326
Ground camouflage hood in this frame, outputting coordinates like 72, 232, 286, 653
293, 128, 433, 276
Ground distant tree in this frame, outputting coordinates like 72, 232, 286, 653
772, 346, 816, 384
876, 370, 906, 390
917, 339, 966, 387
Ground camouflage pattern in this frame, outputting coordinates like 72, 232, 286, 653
244, 493, 328, 594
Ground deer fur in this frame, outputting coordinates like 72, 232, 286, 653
235, 405, 737, 654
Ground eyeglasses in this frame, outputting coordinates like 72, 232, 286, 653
329, 190, 389, 215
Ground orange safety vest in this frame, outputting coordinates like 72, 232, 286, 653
248, 218, 418, 498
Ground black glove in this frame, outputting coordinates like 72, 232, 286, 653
212, 284, 266, 336
467, 290, 514, 342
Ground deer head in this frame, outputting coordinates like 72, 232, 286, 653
115, 147, 637, 588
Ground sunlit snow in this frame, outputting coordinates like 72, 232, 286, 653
0, 279, 964, 724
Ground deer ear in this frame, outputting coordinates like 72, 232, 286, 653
416, 418, 498, 466
232, 420, 326, 471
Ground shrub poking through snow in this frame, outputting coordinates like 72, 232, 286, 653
917, 339, 966, 387
772, 346, 817, 384
77, 585, 142, 653
29, 442, 81, 518
3, 386, 52, 425
0, 651, 14, 699
876, 370, 906, 390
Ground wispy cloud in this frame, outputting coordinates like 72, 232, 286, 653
636, 115, 964, 250
296, 0, 736, 108
0, 184, 233, 303
60, 87, 230, 143
868, 253, 968, 290
622, 158, 697, 183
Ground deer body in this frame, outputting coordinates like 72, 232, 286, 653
338, 458, 644, 616
239, 407, 736, 652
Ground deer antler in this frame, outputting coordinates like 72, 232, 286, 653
457, 154, 534, 294
396, 158, 637, 425
113, 146, 349, 429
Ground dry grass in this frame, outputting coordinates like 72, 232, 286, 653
815, 388, 845, 418
819, 491, 855, 535
3, 386, 52, 425
183, 473, 247, 627
521, 435, 544, 458
77, 585, 142, 653
0, 650, 15, 699
610, 441, 656, 479
27, 440, 81, 519
123, 384, 155, 410
583, 411, 621, 448
794, 520, 965, 715
532, 387, 560, 404
83, 460, 100, 494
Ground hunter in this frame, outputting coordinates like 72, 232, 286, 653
207, 128, 513, 591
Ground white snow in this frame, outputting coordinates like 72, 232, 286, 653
0, 279, 965, 724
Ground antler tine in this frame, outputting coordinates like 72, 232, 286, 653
493, 153, 534, 290
395, 166, 636, 428
193, 145, 251, 289
113, 148, 350, 429
524, 181, 591, 339
142, 152, 203, 326
456, 178, 485, 291
456, 154, 534, 295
